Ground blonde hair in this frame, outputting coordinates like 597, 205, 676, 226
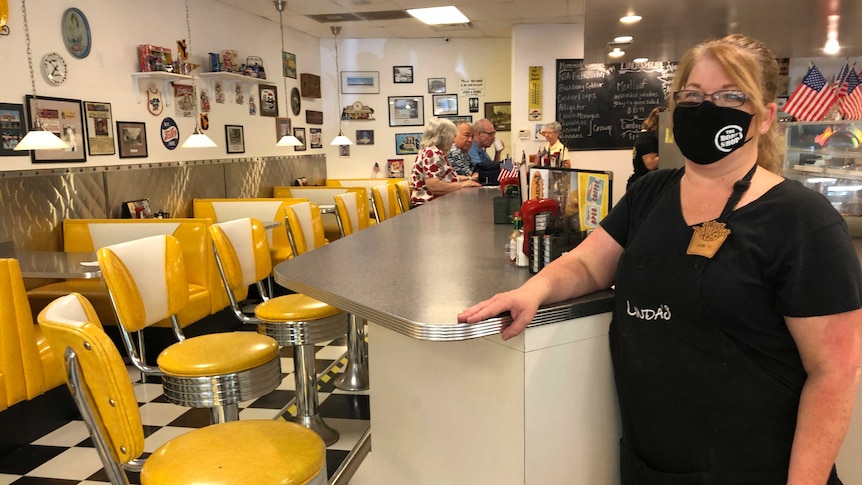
671, 34, 782, 173
642, 107, 661, 133
421, 117, 456, 150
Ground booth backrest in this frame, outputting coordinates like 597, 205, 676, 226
272, 189, 365, 241
192, 198, 307, 266
0, 259, 64, 411
325, 178, 403, 189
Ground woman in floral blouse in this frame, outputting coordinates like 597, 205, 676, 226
410, 117, 481, 206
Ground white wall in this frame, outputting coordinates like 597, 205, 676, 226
0, 0, 323, 170
511, 25, 630, 207
318, 37, 512, 179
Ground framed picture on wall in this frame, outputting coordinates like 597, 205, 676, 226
432, 94, 458, 116
258, 84, 278, 117
393, 66, 413, 84
341, 71, 380, 94
275, 117, 291, 142
356, 129, 374, 145
388, 96, 424, 127
116, 121, 147, 158
293, 127, 306, 151
225, 124, 245, 153
309, 127, 322, 149
441, 115, 472, 125
282, 51, 297, 79
484, 101, 511, 131
395, 132, 421, 155
24, 95, 87, 163
0, 103, 27, 156
427, 77, 446, 93
83, 101, 115, 155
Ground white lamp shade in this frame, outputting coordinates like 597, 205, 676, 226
330, 134, 353, 146
14, 129, 69, 151
277, 135, 303, 146
181, 130, 217, 148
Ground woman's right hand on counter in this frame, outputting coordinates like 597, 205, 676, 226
458, 289, 542, 340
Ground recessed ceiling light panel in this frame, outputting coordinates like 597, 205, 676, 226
614, 36, 633, 43
407, 6, 470, 25
609, 48, 625, 58
633, 57, 648, 63
620, 14, 642, 24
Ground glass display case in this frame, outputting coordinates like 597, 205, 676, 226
781, 120, 862, 225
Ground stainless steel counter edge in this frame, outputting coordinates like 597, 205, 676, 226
275, 271, 614, 342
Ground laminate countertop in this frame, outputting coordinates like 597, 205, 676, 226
273, 187, 614, 341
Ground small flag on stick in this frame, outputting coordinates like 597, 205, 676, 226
783, 65, 837, 121
498, 157, 519, 181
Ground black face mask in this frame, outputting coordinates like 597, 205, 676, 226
673, 102, 753, 165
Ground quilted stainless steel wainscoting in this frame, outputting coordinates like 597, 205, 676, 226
0, 155, 325, 252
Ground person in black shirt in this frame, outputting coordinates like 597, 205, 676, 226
460, 34, 862, 485
626, 107, 661, 190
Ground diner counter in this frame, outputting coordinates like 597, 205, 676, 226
273, 187, 614, 341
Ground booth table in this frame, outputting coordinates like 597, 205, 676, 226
0, 248, 100, 279
274, 188, 619, 484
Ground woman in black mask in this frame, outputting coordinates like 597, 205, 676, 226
460, 34, 862, 485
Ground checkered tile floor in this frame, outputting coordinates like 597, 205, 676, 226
0, 336, 371, 485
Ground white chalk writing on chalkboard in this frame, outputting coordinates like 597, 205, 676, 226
555, 59, 676, 150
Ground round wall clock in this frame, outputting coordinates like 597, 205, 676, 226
61, 8, 91, 59
41, 52, 68, 86
291, 87, 301, 116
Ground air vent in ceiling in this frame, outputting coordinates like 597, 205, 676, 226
308, 10, 412, 23
430, 22, 474, 32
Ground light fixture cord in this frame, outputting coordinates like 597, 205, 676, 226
279, 4, 289, 117
334, 28, 342, 135
20, 0, 42, 129
184, 0, 202, 132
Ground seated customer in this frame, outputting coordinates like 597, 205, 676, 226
410, 117, 481, 207
468, 118, 504, 165
447, 121, 477, 179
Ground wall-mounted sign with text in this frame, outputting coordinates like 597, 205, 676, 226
459, 79, 485, 97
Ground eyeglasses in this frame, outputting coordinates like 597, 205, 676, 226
478, 130, 496, 136
673, 90, 748, 108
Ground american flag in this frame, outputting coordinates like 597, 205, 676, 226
835, 63, 851, 99
497, 158, 519, 181
840, 67, 862, 120
783, 65, 837, 121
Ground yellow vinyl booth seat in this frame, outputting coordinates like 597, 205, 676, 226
0, 259, 64, 412
193, 197, 307, 268
38, 292, 327, 485
370, 184, 400, 222
325, 177, 404, 188
26, 219, 222, 328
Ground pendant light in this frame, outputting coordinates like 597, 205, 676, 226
274, 0, 302, 147
180, 0, 216, 148
14, 0, 69, 151
329, 26, 352, 146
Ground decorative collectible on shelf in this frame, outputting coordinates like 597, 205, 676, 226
137, 44, 172, 72
342, 101, 374, 120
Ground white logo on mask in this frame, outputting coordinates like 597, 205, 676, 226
714, 125, 744, 153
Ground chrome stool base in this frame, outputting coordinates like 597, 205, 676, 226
335, 314, 369, 391
293, 413, 340, 446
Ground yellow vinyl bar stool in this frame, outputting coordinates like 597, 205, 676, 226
370, 184, 398, 222
333, 191, 374, 237
209, 217, 347, 445
286, 202, 369, 392
394, 180, 411, 213
38, 293, 327, 485
97, 234, 282, 424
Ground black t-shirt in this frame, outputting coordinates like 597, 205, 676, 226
629, 130, 659, 185
602, 168, 862, 390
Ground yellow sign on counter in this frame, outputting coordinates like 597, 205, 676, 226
578, 172, 610, 231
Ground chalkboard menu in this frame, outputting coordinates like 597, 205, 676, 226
556, 60, 676, 150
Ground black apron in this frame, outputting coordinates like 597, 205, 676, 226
610, 166, 842, 484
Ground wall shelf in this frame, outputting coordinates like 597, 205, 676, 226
198, 72, 276, 103
130, 72, 193, 107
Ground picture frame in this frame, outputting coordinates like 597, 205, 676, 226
309, 127, 322, 149
258, 84, 279, 117
339, 144, 350, 158
24, 95, 87, 163
282, 51, 297, 79
441, 115, 473, 125
306, 110, 323, 124
116, 121, 147, 159
83, 101, 115, 156
427, 78, 446, 93
340, 71, 380, 94
395, 132, 421, 155
393, 66, 413, 84
275, 117, 292, 142
432, 94, 458, 116
293, 127, 306, 151
225, 124, 245, 154
484, 101, 512, 131
388, 96, 424, 127
355, 129, 374, 145
0, 103, 27, 156
62, 8, 91, 59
